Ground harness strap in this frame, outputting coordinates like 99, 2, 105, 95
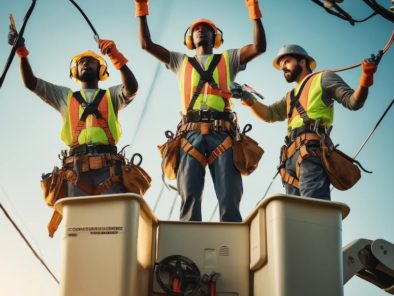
206, 136, 232, 165
178, 120, 233, 135
187, 54, 230, 111
279, 167, 300, 189
279, 133, 321, 188
71, 90, 115, 147
180, 135, 233, 167
180, 137, 207, 167
288, 74, 315, 120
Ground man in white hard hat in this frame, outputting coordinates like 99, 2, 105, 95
236, 44, 382, 200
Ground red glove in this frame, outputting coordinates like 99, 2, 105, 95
99, 39, 128, 70
135, 0, 149, 17
245, 0, 262, 20
16, 46, 29, 58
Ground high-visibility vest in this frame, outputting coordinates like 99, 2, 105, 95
179, 51, 231, 114
61, 89, 122, 147
287, 72, 333, 132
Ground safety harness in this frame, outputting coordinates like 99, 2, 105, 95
279, 73, 328, 189
71, 90, 115, 147
178, 54, 236, 167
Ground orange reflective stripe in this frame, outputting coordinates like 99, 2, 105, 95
184, 62, 194, 110
287, 75, 315, 123
216, 55, 230, 110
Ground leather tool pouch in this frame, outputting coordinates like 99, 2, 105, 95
40, 167, 76, 207
320, 134, 367, 191
121, 153, 152, 196
157, 130, 181, 180
232, 124, 264, 176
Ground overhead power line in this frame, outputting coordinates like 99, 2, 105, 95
0, 202, 59, 284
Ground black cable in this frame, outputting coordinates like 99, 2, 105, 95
363, 0, 394, 23
0, 202, 59, 284
0, 0, 37, 88
68, 0, 100, 41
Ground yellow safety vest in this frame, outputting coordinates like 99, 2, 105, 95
179, 51, 232, 114
287, 72, 333, 132
61, 89, 122, 147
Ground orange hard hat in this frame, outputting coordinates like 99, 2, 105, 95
189, 18, 218, 33
69, 50, 109, 82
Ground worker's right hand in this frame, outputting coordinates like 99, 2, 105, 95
230, 84, 256, 106
8, 26, 29, 58
135, 0, 149, 17
245, 0, 262, 20
359, 50, 383, 87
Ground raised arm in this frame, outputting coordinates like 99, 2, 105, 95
135, 0, 171, 64
239, 0, 267, 65
99, 40, 138, 97
8, 28, 37, 91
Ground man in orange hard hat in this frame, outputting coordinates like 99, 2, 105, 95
9, 28, 139, 234
135, 0, 266, 222
234, 44, 383, 200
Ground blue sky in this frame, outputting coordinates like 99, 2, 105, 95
0, 0, 393, 295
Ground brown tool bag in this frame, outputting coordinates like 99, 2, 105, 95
157, 130, 181, 180
121, 153, 152, 196
40, 166, 77, 207
319, 134, 371, 191
232, 124, 264, 176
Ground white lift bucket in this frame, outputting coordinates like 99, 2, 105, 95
55, 193, 349, 296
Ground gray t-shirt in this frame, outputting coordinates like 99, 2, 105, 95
266, 71, 364, 122
33, 78, 135, 119
167, 49, 246, 85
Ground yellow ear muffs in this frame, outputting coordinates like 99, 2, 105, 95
213, 27, 223, 49
184, 27, 194, 50
98, 64, 109, 81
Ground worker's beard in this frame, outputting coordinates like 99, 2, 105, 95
284, 63, 302, 83
78, 70, 99, 83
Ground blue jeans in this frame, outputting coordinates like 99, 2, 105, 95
284, 146, 331, 200
177, 131, 243, 222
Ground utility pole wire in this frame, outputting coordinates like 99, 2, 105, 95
0, 202, 59, 284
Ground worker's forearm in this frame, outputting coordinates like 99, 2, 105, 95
20, 57, 37, 91
350, 86, 368, 109
248, 101, 271, 122
119, 65, 138, 97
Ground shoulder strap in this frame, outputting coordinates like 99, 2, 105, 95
73, 89, 106, 122
187, 54, 223, 112
288, 74, 315, 122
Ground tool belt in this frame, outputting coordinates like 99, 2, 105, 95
42, 146, 152, 238
183, 110, 235, 123
68, 144, 117, 156
279, 131, 322, 189
279, 127, 370, 190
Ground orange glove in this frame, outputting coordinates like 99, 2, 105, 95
135, 0, 149, 17
99, 39, 128, 70
16, 46, 29, 58
245, 0, 262, 20
359, 50, 382, 87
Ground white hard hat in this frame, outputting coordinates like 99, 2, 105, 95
272, 44, 316, 71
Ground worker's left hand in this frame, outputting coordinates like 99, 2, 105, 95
8, 26, 29, 58
245, 0, 262, 19
365, 50, 383, 66
359, 50, 383, 87
98, 39, 128, 69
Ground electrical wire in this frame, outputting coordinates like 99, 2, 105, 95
68, 0, 100, 41
0, 202, 59, 284
0, 0, 37, 88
